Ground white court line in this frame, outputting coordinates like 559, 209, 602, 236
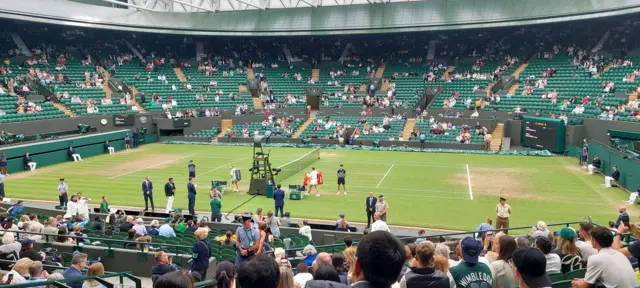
108, 153, 197, 179
376, 164, 395, 188
349, 184, 469, 194
198, 158, 247, 177
345, 190, 469, 200
466, 164, 474, 200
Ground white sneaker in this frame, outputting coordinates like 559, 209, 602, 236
305, 193, 310, 196
337, 191, 341, 195
316, 194, 320, 197
343, 192, 347, 195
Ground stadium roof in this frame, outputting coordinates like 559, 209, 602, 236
104, 0, 427, 12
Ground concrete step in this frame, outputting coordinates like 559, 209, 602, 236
490, 123, 504, 151
216, 119, 234, 138
293, 111, 317, 138
247, 68, 255, 81
174, 68, 187, 83
98, 67, 113, 98
54, 103, 75, 117
401, 118, 416, 141
253, 97, 263, 109
128, 87, 146, 113
312, 69, 320, 81
442, 66, 455, 80
512, 63, 528, 79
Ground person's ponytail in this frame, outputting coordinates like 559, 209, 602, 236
216, 271, 230, 288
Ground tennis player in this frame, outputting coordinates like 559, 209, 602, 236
337, 164, 346, 195
230, 166, 241, 192
306, 167, 320, 197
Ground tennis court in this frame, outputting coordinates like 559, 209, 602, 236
3, 143, 634, 230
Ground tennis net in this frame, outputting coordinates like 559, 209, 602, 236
275, 148, 321, 182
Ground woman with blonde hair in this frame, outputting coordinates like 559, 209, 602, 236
83, 263, 107, 288
2, 258, 33, 283
433, 255, 455, 288
552, 227, 583, 273
434, 243, 458, 268
343, 246, 357, 284
278, 264, 295, 288
266, 211, 280, 239
191, 227, 212, 278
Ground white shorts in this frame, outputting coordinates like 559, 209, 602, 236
310, 179, 318, 185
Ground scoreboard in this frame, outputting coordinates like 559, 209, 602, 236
521, 116, 566, 153
172, 118, 192, 128
113, 114, 135, 126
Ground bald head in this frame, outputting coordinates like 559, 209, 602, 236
620, 206, 627, 213
316, 252, 332, 265
369, 192, 374, 197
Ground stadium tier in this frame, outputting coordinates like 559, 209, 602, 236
300, 116, 406, 140
224, 118, 304, 138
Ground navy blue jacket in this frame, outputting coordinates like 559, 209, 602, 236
142, 181, 153, 194
365, 196, 377, 212
151, 264, 178, 284
187, 182, 197, 198
273, 189, 285, 206
191, 240, 211, 271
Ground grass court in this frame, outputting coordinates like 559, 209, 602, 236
3, 144, 635, 231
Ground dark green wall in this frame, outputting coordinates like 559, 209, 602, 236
586, 140, 640, 191
3, 130, 131, 173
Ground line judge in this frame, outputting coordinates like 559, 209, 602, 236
496, 196, 512, 231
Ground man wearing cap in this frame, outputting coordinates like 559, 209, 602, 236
450, 237, 493, 288
512, 247, 552, 288
188, 160, 196, 182
19, 239, 44, 262
142, 176, 155, 211
235, 214, 260, 267
365, 192, 377, 228
376, 194, 389, 222
273, 183, 285, 217
603, 165, 620, 188
571, 226, 637, 288
58, 178, 69, 207
187, 177, 197, 215
164, 177, 176, 213
336, 164, 347, 195
495, 197, 511, 231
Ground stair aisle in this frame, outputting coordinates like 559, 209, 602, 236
490, 123, 504, 151
293, 111, 317, 138
401, 118, 416, 141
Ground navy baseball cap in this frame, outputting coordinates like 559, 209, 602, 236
461, 236, 480, 264
512, 247, 552, 287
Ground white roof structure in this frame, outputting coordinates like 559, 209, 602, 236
100, 0, 426, 12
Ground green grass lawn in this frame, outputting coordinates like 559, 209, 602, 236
3, 143, 635, 231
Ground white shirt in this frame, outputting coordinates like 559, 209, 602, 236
371, 220, 390, 232
309, 170, 319, 181
544, 253, 561, 273
583, 247, 637, 287
66, 201, 78, 216
577, 241, 598, 262
299, 225, 312, 240
294, 272, 314, 288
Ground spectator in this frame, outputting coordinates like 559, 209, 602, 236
46, 273, 65, 288
552, 227, 583, 273
218, 231, 237, 247
299, 220, 314, 245
124, 229, 137, 249
26, 261, 46, 286
83, 263, 107, 288
2, 258, 33, 284
119, 216, 134, 232
185, 220, 198, 233
435, 243, 459, 268
136, 236, 152, 253
159, 218, 176, 237
399, 241, 449, 288
62, 252, 88, 288
19, 239, 44, 262
476, 218, 493, 238
85, 216, 103, 231
587, 155, 600, 175
55, 227, 74, 244
512, 247, 552, 288
151, 251, 179, 284
235, 214, 260, 267
147, 220, 160, 236
576, 221, 597, 262
450, 237, 492, 288
303, 245, 319, 267
278, 265, 296, 288
29, 213, 44, 233
191, 228, 212, 278
515, 236, 531, 248
571, 227, 637, 288
534, 236, 561, 273
132, 218, 147, 235
155, 270, 196, 288
308, 264, 345, 288
44, 217, 58, 235
344, 235, 353, 248
370, 212, 390, 232
294, 262, 314, 288
416, 230, 427, 244
237, 254, 280, 288
333, 253, 348, 284
351, 231, 405, 288
489, 235, 517, 288
216, 261, 236, 288
530, 221, 549, 239
615, 206, 629, 228
0, 232, 22, 261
